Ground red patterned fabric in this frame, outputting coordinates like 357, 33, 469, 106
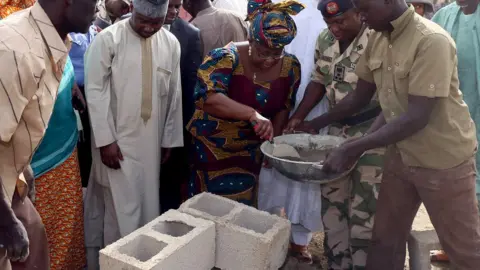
34, 148, 86, 270
0, 0, 35, 18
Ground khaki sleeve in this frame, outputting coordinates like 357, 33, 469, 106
310, 36, 326, 84
408, 34, 455, 98
0, 50, 37, 143
354, 50, 374, 83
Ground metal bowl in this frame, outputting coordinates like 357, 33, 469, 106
260, 134, 359, 184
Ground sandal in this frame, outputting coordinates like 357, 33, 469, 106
430, 250, 449, 262
290, 243, 313, 264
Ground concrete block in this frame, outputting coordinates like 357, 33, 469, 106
179, 192, 237, 222
100, 209, 215, 270
407, 204, 442, 270
180, 192, 291, 270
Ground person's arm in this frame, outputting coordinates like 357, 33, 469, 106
0, 179, 17, 225
197, 47, 272, 139
161, 41, 184, 163
84, 32, 115, 148
196, 47, 256, 120
309, 79, 376, 130
324, 34, 455, 172
84, 32, 123, 169
0, 50, 35, 143
290, 81, 326, 121
347, 96, 436, 153
297, 32, 376, 132
348, 34, 453, 152
0, 177, 30, 262
365, 112, 386, 134
273, 110, 290, 137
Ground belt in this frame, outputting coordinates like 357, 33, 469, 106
336, 106, 382, 126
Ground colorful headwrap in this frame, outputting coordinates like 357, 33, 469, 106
246, 0, 305, 49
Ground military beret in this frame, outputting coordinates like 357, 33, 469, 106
317, 0, 354, 18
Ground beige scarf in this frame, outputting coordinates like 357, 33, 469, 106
140, 37, 153, 124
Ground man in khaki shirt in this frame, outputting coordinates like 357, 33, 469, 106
296, 1, 480, 269
0, 0, 95, 269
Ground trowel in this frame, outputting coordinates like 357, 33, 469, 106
251, 121, 301, 159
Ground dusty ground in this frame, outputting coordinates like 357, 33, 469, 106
281, 232, 327, 270
281, 205, 453, 270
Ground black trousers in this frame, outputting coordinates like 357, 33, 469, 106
160, 133, 191, 213
77, 85, 92, 187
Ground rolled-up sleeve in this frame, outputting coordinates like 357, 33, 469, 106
407, 34, 454, 98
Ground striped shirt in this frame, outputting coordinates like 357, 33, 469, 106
0, 2, 70, 206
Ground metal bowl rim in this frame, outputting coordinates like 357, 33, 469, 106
260, 134, 346, 165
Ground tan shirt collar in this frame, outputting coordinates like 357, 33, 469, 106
388, 5, 415, 41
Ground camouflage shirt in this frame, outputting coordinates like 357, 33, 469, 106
311, 25, 377, 111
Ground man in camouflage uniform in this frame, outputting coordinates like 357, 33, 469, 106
285, 0, 383, 269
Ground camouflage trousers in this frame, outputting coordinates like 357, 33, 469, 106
322, 124, 384, 270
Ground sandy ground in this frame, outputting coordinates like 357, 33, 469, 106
281, 233, 327, 270
281, 205, 452, 269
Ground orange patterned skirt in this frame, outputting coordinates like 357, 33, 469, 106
34, 148, 86, 270
0, 0, 35, 18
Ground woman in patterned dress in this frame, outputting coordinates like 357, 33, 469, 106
186, 0, 305, 206
30, 57, 86, 270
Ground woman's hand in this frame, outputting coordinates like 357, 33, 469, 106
250, 111, 274, 141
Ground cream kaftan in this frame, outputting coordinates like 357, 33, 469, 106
83, 19, 183, 248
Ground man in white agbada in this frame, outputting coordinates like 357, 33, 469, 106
83, 0, 183, 267
258, 0, 328, 264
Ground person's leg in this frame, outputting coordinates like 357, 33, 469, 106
349, 158, 383, 270
321, 176, 352, 270
290, 224, 314, 264
350, 169, 382, 270
10, 197, 49, 270
103, 186, 121, 246
365, 149, 421, 270
84, 175, 106, 270
160, 147, 186, 213
417, 157, 480, 270
77, 85, 92, 188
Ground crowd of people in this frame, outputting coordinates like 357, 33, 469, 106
1, 0, 480, 269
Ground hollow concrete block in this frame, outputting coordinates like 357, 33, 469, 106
179, 192, 291, 270
99, 209, 215, 270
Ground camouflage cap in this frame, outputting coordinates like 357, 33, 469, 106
406, 0, 434, 13
317, 0, 354, 18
